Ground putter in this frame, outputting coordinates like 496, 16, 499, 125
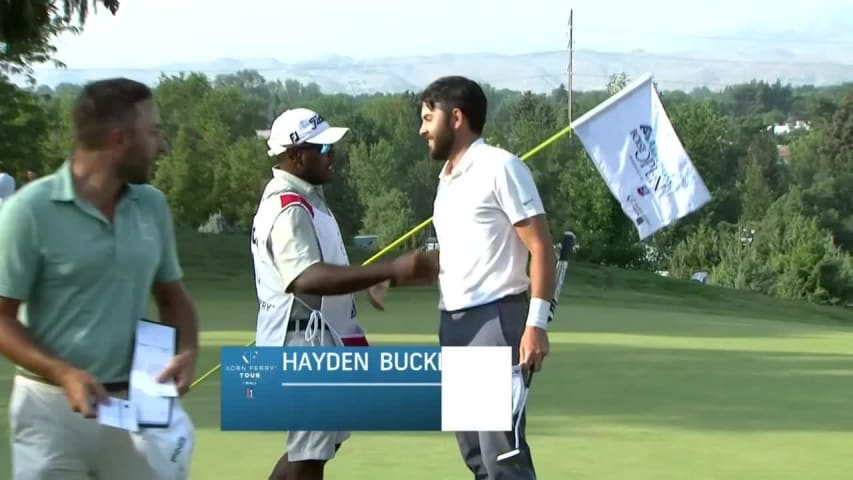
496, 231, 575, 466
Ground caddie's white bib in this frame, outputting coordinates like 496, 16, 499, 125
250, 187, 368, 348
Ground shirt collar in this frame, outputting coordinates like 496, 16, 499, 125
438, 138, 484, 180
271, 166, 323, 199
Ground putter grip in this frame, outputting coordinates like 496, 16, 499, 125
558, 231, 575, 262
547, 232, 575, 322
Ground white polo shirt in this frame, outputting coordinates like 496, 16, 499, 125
433, 138, 545, 312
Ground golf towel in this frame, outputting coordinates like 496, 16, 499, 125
139, 400, 195, 479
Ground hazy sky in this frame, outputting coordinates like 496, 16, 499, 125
43, 0, 853, 69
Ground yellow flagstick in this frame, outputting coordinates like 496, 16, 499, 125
189, 124, 575, 390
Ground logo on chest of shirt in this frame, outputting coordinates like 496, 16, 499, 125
138, 222, 154, 241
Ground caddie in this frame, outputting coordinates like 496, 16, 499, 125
251, 107, 435, 480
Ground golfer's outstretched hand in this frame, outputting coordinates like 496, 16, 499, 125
390, 250, 439, 286
519, 327, 549, 372
157, 349, 197, 396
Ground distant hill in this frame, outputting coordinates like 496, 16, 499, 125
11, 44, 853, 94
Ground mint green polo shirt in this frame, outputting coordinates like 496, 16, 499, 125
0, 160, 183, 383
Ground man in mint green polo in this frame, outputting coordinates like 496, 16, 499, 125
0, 78, 200, 480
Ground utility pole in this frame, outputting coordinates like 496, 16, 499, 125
567, 9, 573, 123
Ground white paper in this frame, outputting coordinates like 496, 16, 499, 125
130, 321, 179, 398
97, 397, 140, 432
130, 386, 173, 427
130, 370, 179, 397
129, 320, 177, 427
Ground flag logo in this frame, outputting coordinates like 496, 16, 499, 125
629, 124, 675, 198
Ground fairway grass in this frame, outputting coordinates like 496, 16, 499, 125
1, 231, 852, 479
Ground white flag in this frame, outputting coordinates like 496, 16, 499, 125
570, 73, 712, 240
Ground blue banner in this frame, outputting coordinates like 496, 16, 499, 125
220, 346, 442, 431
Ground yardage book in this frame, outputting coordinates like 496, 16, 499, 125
128, 319, 178, 428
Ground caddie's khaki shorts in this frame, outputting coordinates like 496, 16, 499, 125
8, 374, 195, 480
283, 326, 351, 462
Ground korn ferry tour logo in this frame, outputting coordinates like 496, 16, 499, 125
242, 350, 258, 365
224, 349, 277, 390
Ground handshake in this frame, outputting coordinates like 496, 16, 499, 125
367, 249, 438, 310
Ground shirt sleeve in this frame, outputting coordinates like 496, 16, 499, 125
268, 206, 323, 292
0, 197, 40, 300
155, 192, 184, 284
494, 155, 546, 225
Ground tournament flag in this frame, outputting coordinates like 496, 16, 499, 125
570, 73, 712, 240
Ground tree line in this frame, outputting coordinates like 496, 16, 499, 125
1, 70, 851, 308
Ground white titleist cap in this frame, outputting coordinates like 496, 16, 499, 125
266, 108, 349, 157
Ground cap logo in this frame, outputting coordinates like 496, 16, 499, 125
288, 113, 326, 145
300, 113, 325, 130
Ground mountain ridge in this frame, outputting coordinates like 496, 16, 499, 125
12, 45, 853, 94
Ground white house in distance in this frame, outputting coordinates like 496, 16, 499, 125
767, 120, 810, 136
767, 120, 810, 164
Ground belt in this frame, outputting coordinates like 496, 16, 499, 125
442, 291, 529, 314
286, 318, 329, 332
17, 371, 130, 393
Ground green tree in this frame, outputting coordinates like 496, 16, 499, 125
0, 75, 51, 177
710, 190, 853, 305
360, 188, 416, 247
739, 133, 785, 222
1, 0, 119, 77
788, 93, 853, 251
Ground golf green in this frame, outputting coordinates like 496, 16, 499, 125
1, 232, 851, 479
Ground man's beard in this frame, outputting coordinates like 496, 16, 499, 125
117, 143, 152, 184
302, 159, 333, 186
429, 123, 455, 161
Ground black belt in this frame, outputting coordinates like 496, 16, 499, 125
18, 372, 129, 393
286, 318, 330, 332
442, 291, 529, 314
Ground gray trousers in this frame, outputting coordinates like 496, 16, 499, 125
439, 292, 536, 480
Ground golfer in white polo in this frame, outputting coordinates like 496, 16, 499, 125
418, 75, 557, 479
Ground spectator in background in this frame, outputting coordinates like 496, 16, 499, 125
0, 162, 16, 204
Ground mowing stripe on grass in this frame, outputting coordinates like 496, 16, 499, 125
201, 330, 853, 355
